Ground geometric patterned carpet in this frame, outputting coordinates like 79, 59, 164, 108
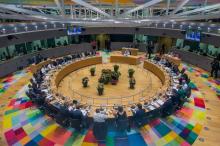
183, 63, 220, 101
0, 70, 27, 96
1, 64, 207, 146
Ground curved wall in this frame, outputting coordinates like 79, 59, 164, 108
1, 27, 220, 77
0, 43, 92, 77
1, 27, 220, 48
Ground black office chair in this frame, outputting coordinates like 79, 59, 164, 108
69, 118, 83, 131
43, 103, 58, 118
186, 86, 192, 98
55, 113, 69, 127
93, 122, 107, 141
161, 100, 174, 117
116, 119, 130, 132
142, 111, 153, 125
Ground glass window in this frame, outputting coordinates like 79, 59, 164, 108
47, 38, 56, 48
0, 47, 8, 62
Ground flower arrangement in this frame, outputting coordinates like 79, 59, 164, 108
128, 68, 135, 78
129, 77, 136, 89
90, 67, 96, 76
82, 77, 89, 87
97, 83, 104, 95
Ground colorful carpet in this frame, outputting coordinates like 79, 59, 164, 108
2, 64, 207, 146
0, 70, 27, 96
182, 63, 220, 100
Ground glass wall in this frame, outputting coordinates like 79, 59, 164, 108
1, 33, 220, 63
175, 39, 220, 58
0, 34, 100, 63
0, 35, 73, 63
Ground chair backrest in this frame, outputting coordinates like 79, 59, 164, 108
69, 118, 82, 131
117, 119, 129, 131
93, 122, 107, 140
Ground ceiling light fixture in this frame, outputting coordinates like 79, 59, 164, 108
2, 28, 6, 33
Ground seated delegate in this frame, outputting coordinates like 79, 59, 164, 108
113, 106, 130, 131
131, 103, 145, 127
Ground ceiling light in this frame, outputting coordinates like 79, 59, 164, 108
2, 28, 6, 33
207, 27, 211, 32
114, 21, 121, 24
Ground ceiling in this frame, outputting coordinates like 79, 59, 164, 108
0, 0, 219, 6
0, 0, 219, 27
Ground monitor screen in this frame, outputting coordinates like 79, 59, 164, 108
185, 29, 201, 42
67, 26, 82, 35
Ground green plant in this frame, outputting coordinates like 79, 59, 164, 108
103, 74, 111, 84
82, 77, 89, 87
90, 67, 96, 76
111, 71, 120, 81
100, 69, 112, 84
98, 75, 105, 83
129, 77, 136, 89
97, 83, 104, 95
128, 68, 135, 78
113, 64, 119, 72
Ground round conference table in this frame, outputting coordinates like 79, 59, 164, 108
46, 55, 171, 117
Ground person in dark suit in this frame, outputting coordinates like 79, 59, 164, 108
211, 58, 219, 78
114, 106, 130, 131
160, 44, 166, 55
147, 41, 154, 59
69, 106, 83, 120
161, 98, 173, 117
132, 103, 145, 127
114, 106, 127, 121
97, 40, 100, 50
172, 64, 179, 74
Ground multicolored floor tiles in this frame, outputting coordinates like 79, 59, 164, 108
1, 64, 208, 146
0, 70, 27, 96
182, 63, 220, 100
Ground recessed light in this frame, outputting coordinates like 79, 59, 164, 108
2, 28, 6, 33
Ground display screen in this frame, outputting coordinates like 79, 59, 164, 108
67, 26, 82, 35
185, 29, 201, 42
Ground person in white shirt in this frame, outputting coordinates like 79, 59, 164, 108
93, 109, 108, 123
47, 63, 54, 70
41, 66, 47, 74
124, 49, 131, 56
159, 58, 166, 65
182, 80, 188, 91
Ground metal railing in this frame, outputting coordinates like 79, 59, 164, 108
65, 64, 156, 107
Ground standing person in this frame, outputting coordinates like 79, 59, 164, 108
160, 44, 166, 55
97, 40, 100, 51
108, 39, 111, 52
105, 39, 108, 51
91, 40, 96, 51
210, 58, 219, 78
147, 41, 154, 59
